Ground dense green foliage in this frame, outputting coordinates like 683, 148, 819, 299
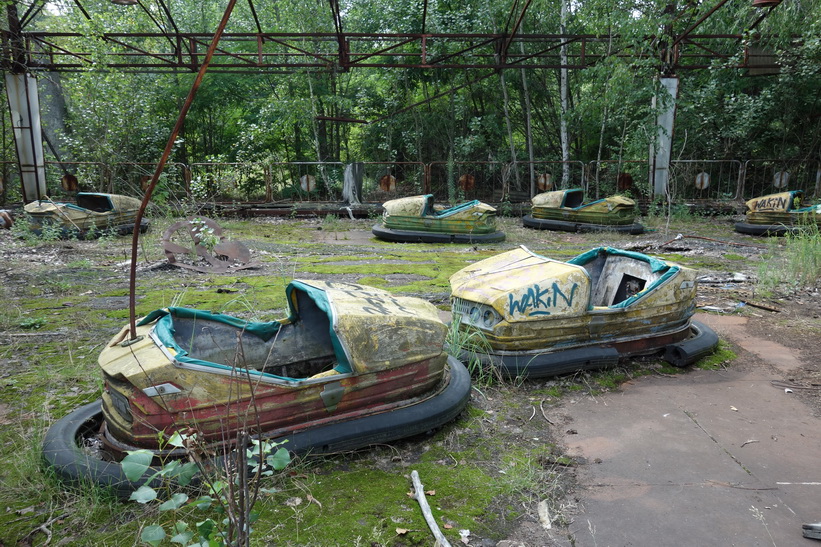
1, 0, 819, 201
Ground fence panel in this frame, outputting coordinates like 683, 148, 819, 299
357, 162, 426, 202
586, 161, 649, 200
426, 161, 585, 203
668, 160, 742, 201
742, 160, 821, 200
267, 162, 345, 202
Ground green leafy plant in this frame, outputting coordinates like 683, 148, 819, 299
190, 218, 220, 253
122, 431, 291, 547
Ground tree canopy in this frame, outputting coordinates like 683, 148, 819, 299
2, 0, 819, 201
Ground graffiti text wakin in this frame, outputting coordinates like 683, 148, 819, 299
752, 195, 788, 212
508, 282, 578, 316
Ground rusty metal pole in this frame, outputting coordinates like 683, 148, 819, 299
126, 0, 238, 341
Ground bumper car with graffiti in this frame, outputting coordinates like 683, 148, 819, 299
43, 280, 470, 497
24, 192, 148, 238
522, 189, 644, 234
449, 246, 717, 378
734, 190, 820, 236
372, 194, 505, 243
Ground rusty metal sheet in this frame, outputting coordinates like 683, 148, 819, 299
161, 216, 255, 273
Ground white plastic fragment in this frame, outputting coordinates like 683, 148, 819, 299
538, 500, 552, 530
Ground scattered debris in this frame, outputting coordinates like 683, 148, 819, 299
410, 470, 452, 547
162, 217, 255, 273
739, 300, 780, 313
661, 233, 765, 249
771, 380, 820, 391
740, 439, 759, 448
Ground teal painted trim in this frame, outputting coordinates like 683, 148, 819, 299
137, 280, 354, 379
435, 200, 482, 218
138, 307, 281, 340
286, 281, 352, 373
569, 247, 669, 273
608, 266, 679, 309
421, 194, 483, 218
573, 198, 604, 210
141, 308, 309, 381
560, 189, 585, 208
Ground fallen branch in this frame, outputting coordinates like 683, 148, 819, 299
410, 470, 451, 547
25, 512, 69, 546
739, 300, 780, 313
660, 234, 765, 249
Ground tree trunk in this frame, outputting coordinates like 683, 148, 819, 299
520, 32, 535, 197
560, 0, 570, 188
499, 71, 520, 193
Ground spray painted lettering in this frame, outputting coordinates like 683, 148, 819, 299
508, 282, 579, 317
752, 195, 788, 212
327, 281, 416, 316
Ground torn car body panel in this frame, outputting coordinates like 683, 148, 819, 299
372, 194, 505, 243
450, 247, 715, 377
98, 280, 463, 452
23, 192, 147, 237
735, 190, 820, 235
523, 189, 643, 233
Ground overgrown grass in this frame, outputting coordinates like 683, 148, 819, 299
446, 318, 505, 388
757, 222, 821, 292
1, 213, 753, 546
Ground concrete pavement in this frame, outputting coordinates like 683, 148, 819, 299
556, 313, 821, 547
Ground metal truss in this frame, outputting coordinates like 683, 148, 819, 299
1, 0, 781, 74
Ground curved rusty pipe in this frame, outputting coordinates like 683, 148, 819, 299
127, 0, 238, 341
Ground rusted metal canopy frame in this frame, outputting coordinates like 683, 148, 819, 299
5, 30, 782, 73
127, 0, 238, 341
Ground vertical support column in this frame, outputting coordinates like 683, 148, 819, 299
649, 76, 679, 199
5, 73, 46, 202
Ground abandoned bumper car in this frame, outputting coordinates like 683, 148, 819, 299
734, 190, 820, 236
522, 189, 644, 234
43, 280, 470, 497
450, 246, 718, 378
24, 192, 148, 238
372, 194, 506, 243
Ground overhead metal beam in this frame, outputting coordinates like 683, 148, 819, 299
1, 31, 781, 73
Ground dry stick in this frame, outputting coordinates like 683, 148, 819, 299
739, 300, 780, 313
660, 234, 765, 249
539, 400, 555, 425
410, 470, 451, 547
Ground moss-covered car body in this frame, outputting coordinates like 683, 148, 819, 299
735, 190, 820, 235
523, 189, 642, 233
373, 194, 505, 243
24, 192, 146, 237
450, 246, 716, 377
98, 280, 466, 453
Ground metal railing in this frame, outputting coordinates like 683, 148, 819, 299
1, 158, 818, 207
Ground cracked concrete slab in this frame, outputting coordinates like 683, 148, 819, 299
558, 313, 821, 546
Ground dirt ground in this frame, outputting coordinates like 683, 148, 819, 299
1, 212, 819, 546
